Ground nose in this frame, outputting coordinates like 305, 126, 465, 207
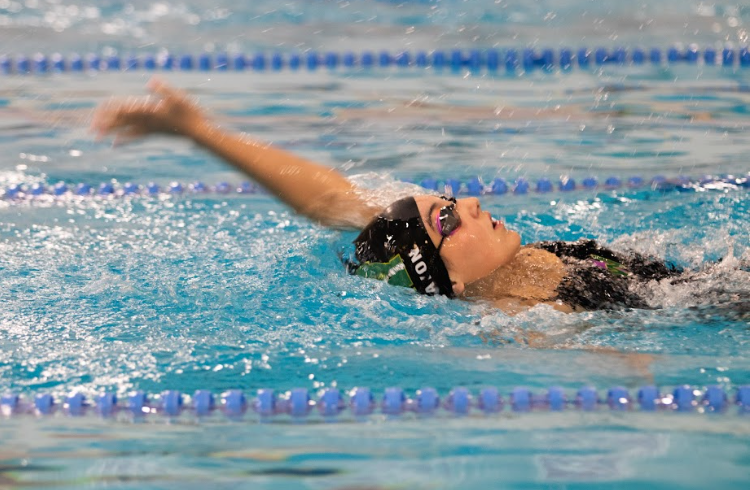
458, 197, 481, 218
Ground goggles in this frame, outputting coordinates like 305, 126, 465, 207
435, 196, 461, 253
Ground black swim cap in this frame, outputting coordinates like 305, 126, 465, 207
351, 197, 454, 297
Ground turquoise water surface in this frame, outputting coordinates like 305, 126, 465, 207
1, 1, 750, 488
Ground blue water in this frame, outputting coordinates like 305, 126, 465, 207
1, 1, 750, 489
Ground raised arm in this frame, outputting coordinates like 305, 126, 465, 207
91, 78, 380, 229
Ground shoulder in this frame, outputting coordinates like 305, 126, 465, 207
519, 246, 565, 266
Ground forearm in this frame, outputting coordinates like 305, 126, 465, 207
186, 120, 378, 228
91, 78, 380, 228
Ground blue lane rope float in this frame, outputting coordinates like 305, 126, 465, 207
1, 174, 747, 202
1, 385, 749, 420
2, 46, 750, 75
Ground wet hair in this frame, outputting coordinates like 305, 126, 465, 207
349, 196, 454, 297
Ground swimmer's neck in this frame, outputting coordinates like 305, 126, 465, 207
462, 246, 565, 302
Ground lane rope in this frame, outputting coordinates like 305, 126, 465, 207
2, 384, 748, 420
2, 45, 750, 75
2, 174, 748, 201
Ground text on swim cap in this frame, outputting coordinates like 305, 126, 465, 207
409, 246, 439, 295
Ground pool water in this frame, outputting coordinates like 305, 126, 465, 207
1, 1, 750, 489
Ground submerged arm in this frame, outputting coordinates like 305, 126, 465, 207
91, 78, 380, 229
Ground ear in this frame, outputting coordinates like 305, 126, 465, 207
451, 280, 465, 296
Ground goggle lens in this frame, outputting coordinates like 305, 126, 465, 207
435, 197, 461, 237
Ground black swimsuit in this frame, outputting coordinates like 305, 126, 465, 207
533, 240, 682, 311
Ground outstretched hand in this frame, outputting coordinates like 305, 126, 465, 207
90, 77, 207, 146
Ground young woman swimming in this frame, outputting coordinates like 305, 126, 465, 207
90, 78, 718, 315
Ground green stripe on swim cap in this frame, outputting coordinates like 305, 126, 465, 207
354, 255, 414, 288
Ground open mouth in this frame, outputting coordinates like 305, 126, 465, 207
490, 214, 506, 231
486, 211, 504, 231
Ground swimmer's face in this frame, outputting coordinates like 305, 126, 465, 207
415, 195, 521, 294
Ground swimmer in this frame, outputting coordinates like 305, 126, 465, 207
91, 78, 748, 315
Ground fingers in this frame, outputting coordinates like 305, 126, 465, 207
112, 126, 148, 147
90, 98, 152, 139
91, 79, 197, 143
90, 101, 129, 138
147, 76, 188, 103
90, 101, 117, 139
146, 76, 168, 95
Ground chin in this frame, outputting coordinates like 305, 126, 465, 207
498, 230, 521, 250
510, 230, 522, 249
